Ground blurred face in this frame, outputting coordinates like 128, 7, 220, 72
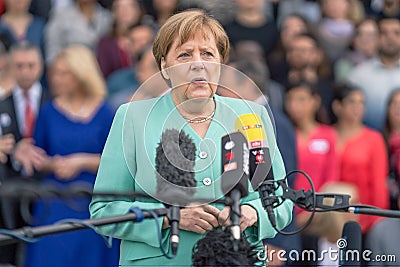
128, 26, 154, 58
112, 0, 141, 28
285, 86, 319, 125
136, 50, 158, 84
235, 0, 263, 11
153, 0, 178, 13
388, 92, 400, 129
321, 0, 349, 20
10, 49, 43, 90
50, 58, 81, 97
161, 30, 222, 101
335, 91, 365, 123
287, 37, 320, 69
280, 16, 308, 49
353, 20, 379, 57
379, 19, 400, 57
5, 0, 31, 12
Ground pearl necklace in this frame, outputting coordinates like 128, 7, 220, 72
185, 110, 215, 124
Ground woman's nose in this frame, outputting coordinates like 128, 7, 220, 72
190, 59, 205, 70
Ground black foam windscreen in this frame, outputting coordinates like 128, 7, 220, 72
192, 228, 260, 266
155, 129, 197, 205
340, 221, 362, 267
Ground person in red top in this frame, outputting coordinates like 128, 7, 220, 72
285, 81, 339, 193
333, 84, 389, 233
383, 89, 400, 210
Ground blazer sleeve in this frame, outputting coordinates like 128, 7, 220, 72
241, 105, 293, 243
89, 104, 169, 248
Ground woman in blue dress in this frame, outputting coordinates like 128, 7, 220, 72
24, 45, 119, 267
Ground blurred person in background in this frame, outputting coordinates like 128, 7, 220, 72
312, 0, 364, 62
268, 14, 309, 89
0, 0, 45, 53
284, 33, 334, 123
298, 182, 359, 266
370, 0, 400, 20
45, 0, 112, 63
348, 17, 400, 130
335, 18, 379, 83
332, 84, 389, 233
149, 0, 179, 27
0, 42, 46, 266
23, 45, 118, 267
107, 45, 161, 108
224, 0, 278, 62
284, 81, 338, 193
0, 39, 15, 100
96, 0, 144, 78
382, 89, 400, 210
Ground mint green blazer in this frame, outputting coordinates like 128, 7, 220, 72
90, 91, 293, 266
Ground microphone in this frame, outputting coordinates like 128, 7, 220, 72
221, 131, 249, 240
155, 129, 197, 255
339, 221, 362, 267
234, 113, 277, 227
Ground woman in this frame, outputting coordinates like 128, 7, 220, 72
0, 0, 45, 52
284, 81, 338, 192
24, 45, 119, 267
334, 18, 379, 83
96, 0, 144, 78
383, 89, 400, 210
333, 84, 388, 233
90, 10, 292, 266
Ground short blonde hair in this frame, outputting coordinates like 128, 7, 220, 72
54, 45, 107, 98
153, 9, 230, 70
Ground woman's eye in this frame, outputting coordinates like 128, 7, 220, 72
178, 52, 190, 58
203, 51, 214, 57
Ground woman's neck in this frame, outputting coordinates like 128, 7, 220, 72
296, 120, 318, 134
171, 91, 215, 119
336, 119, 363, 133
3, 11, 30, 20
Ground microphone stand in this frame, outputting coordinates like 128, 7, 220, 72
0, 208, 168, 246
265, 179, 400, 220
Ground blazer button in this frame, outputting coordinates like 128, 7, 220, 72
202, 177, 212, 186
199, 151, 208, 159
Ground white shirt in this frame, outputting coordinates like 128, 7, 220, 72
13, 82, 42, 135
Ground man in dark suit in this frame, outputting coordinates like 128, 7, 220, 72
0, 42, 48, 265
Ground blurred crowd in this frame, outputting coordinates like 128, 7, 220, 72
0, 0, 400, 266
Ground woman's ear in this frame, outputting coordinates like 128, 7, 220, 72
160, 57, 170, 80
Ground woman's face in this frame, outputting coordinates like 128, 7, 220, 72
280, 16, 307, 49
50, 58, 81, 97
336, 91, 365, 123
388, 92, 400, 128
161, 30, 222, 101
353, 20, 379, 57
285, 86, 319, 125
112, 0, 141, 28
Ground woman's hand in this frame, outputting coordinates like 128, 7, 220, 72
52, 154, 84, 180
172, 205, 220, 234
218, 204, 258, 232
0, 134, 15, 163
52, 153, 101, 180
